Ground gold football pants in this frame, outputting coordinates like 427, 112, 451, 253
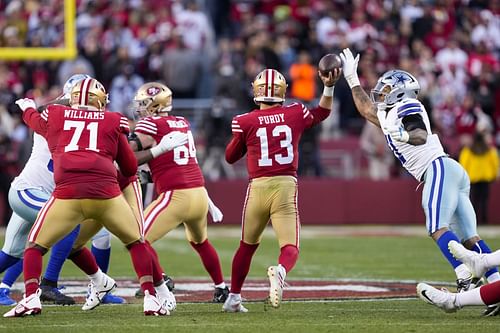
72, 179, 145, 249
144, 186, 209, 244
29, 193, 142, 249
241, 176, 300, 247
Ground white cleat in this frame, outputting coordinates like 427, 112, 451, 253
417, 283, 458, 313
222, 293, 248, 313
82, 274, 117, 311
157, 287, 176, 311
144, 290, 169, 316
267, 265, 286, 308
449, 240, 489, 278
4, 289, 42, 318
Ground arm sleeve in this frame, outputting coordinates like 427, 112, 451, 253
116, 134, 138, 177
307, 105, 330, 128
22, 107, 48, 137
225, 134, 246, 164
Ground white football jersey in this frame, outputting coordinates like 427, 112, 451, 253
11, 133, 55, 193
377, 98, 446, 180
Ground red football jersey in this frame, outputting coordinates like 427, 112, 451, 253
134, 115, 204, 193
225, 102, 330, 179
22, 104, 137, 199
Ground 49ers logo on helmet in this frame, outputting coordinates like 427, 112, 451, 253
147, 87, 161, 96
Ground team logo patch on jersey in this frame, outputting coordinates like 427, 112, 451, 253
147, 87, 161, 96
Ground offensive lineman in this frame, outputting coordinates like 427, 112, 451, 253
130, 82, 230, 303
223, 67, 339, 312
4, 78, 168, 317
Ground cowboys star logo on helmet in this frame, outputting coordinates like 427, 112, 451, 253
134, 82, 173, 117
252, 69, 287, 104
370, 69, 420, 106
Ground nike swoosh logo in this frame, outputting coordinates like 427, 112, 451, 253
420, 290, 434, 304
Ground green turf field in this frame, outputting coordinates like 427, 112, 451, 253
1, 225, 499, 332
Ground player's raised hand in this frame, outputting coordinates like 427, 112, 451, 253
384, 125, 410, 143
339, 48, 360, 89
318, 68, 342, 87
151, 131, 188, 158
15, 98, 37, 112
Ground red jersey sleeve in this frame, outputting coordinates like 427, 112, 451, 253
116, 134, 138, 177
135, 118, 158, 136
304, 105, 330, 129
225, 117, 246, 164
22, 107, 48, 137
119, 116, 130, 135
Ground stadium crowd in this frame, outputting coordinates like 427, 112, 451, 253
0, 0, 499, 224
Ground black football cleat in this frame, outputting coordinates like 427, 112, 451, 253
212, 286, 229, 303
40, 285, 75, 305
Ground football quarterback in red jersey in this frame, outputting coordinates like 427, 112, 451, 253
131, 82, 229, 303
5, 78, 168, 317
223, 67, 340, 312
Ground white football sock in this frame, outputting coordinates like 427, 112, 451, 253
88, 269, 104, 285
215, 282, 226, 289
455, 287, 485, 307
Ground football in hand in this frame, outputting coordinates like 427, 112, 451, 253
318, 54, 342, 76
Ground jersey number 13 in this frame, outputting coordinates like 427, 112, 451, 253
256, 125, 293, 167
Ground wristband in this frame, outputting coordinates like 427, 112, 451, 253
323, 85, 334, 97
345, 74, 361, 89
400, 130, 410, 143
150, 145, 164, 158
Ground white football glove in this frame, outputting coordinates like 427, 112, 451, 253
207, 195, 223, 223
339, 48, 360, 89
15, 98, 37, 112
384, 125, 410, 143
150, 131, 188, 158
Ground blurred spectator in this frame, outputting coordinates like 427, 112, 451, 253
359, 121, 393, 181
108, 63, 144, 119
289, 50, 316, 102
174, 0, 215, 52
471, 9, 500, 51
315, 5, 349, 50
161, 30, 202, 98
459, 130, 499, 224
435, 39, 468, 72
201, 97, 235, 180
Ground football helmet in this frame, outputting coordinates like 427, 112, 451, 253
252, 69, 287, 104
62, 74, 91, 99
70, 78, 109, 110
371, 70, 420, 106
134, 82, 172, 117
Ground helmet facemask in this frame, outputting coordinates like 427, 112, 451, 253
134, 83, 172, 118
371, 70, 420, 106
